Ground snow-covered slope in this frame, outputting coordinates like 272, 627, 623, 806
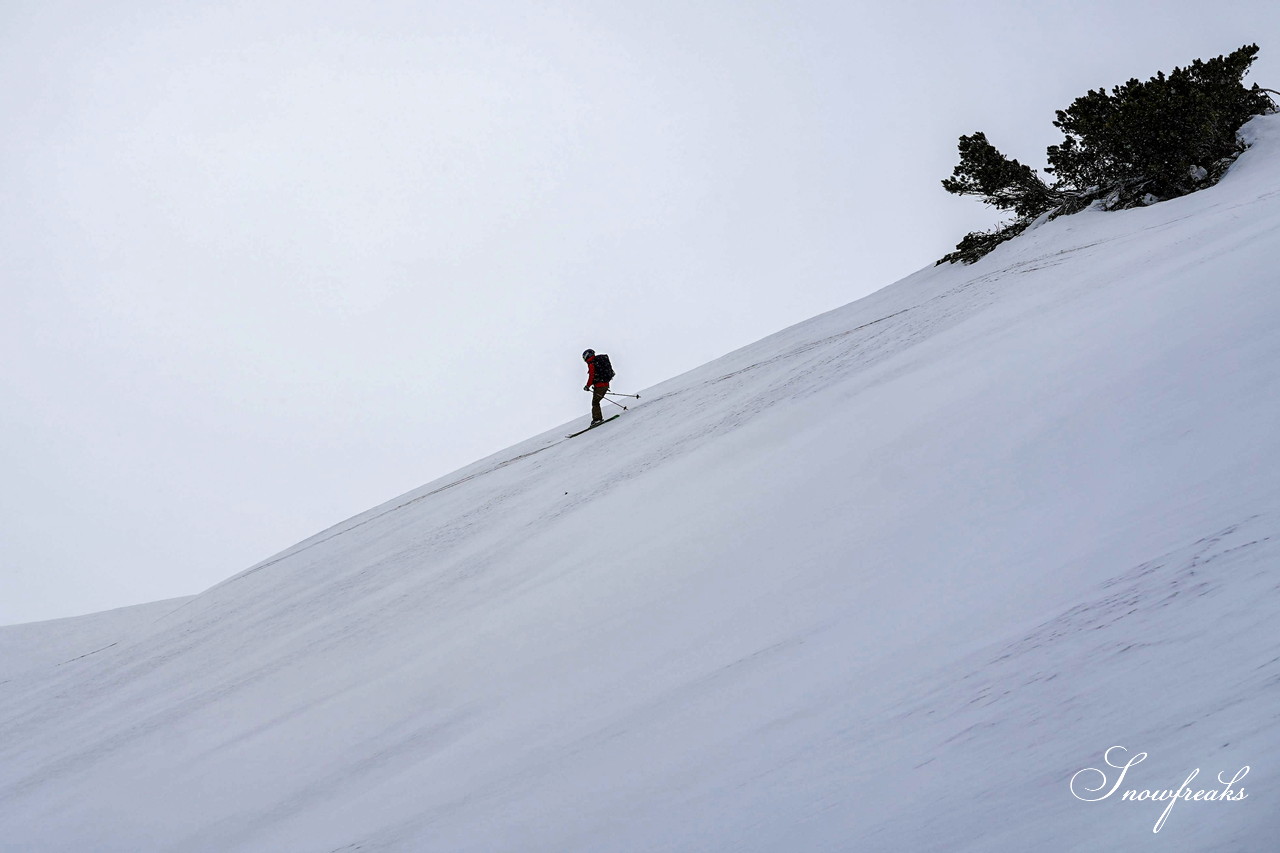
3, 115, 1279, 852
0, 597, 191, 684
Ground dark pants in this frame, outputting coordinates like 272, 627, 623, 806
591, 384, 609, 421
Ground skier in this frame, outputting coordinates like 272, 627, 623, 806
581, 348, 613, 426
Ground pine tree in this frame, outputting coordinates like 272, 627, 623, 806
941, 132, 1060, 219
938, 45, 1276, 265
1047, 45, 1273, 200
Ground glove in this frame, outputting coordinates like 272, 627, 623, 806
584, 384, 591, 391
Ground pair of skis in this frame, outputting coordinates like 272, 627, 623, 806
565, 391, 639, 438
566, 414, 620, 438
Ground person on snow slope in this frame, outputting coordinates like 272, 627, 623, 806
582, 349, 613, 426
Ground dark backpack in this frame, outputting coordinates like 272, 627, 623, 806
594, 353, 615, 383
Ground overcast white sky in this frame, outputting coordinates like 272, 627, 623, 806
4, 0, 1278, 625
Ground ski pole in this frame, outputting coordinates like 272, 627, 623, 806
604, 396, 628, 411
605, 391, 641, 399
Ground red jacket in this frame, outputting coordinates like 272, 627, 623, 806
585, 356, 609, 388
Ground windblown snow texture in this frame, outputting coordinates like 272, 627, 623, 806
3, 115, 1279, 852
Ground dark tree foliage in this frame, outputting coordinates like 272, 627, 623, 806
941, 132, 1061, 219
939, 45, 1276, 265
1048, 45, 1273, 196
937, 219, 1033, 266
938, 133, 1060, 264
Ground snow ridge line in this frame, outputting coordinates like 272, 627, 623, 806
688, 265, 1008, 400
206, 440, 573, 592
706, 306, 917, 387
181, 303, 931, 608
181, 299, 943, 611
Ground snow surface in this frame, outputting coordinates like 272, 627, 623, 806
3, 115, 1280, 852
0, 597, 191, 685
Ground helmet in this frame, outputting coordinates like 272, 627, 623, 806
582, 349, 595, 360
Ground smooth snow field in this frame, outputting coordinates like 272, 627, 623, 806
4, 115, 1280, 852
